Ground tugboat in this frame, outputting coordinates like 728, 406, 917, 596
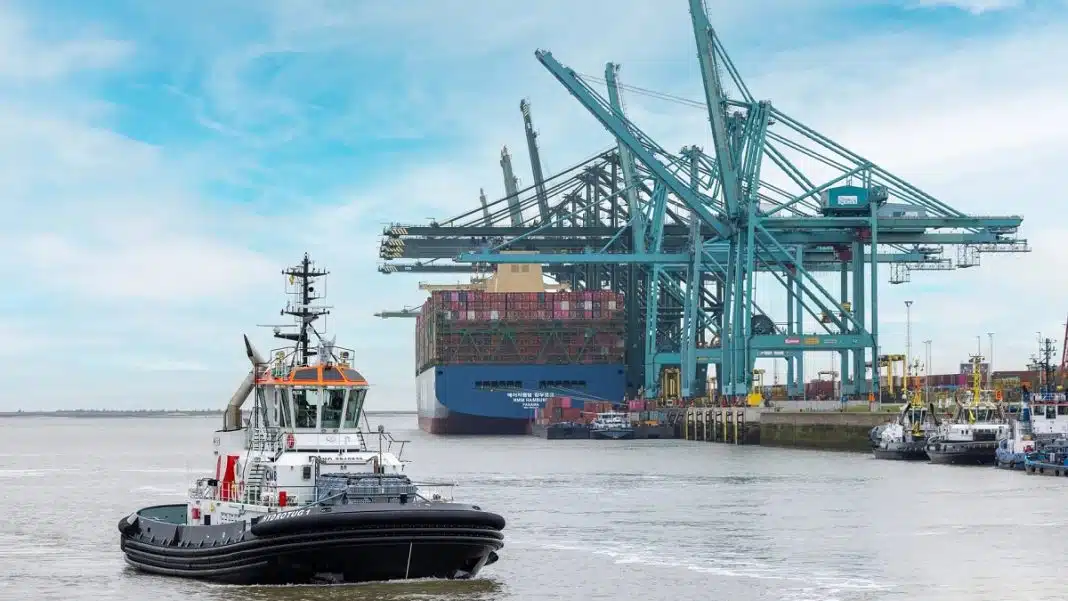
995, 396, 1035, 470
589, 411, 634, 440
873, 386, 935, 461
1008, 337, 1068, 471
925, 353, 1008, 465
117, 254, 505, 585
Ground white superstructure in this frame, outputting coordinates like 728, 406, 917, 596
185, 254, 450, 528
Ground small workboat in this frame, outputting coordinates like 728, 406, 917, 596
589, 411, 634, 440
1024, 438, 1068, 477
117, 254, 505, 585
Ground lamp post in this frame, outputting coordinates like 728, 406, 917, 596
905, 300, 913, 392
923, 339, 932, 402
987, 332, 994, 387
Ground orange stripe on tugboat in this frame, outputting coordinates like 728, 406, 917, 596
255, 364, 369, 387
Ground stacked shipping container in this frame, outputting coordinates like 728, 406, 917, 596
534, 396, 618, 425
415, 290, 626, 373
791, 369, 1047, 399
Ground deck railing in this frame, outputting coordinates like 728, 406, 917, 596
188, 479, 456, 508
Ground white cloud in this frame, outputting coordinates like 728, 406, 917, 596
0, 12, 131, 81
19, 223, 277, 303
912, 0, 1024, 14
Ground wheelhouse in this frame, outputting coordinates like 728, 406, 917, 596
254, 363, 369, 432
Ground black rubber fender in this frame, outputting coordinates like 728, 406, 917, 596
117, 513, 140, 535
122, 526, 503, 562
250, 506, 506, 537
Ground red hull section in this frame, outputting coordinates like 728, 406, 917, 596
419, 412, 531, 435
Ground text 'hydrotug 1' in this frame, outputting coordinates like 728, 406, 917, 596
117, 254, 505, 585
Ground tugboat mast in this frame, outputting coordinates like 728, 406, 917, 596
1031, 335, 1058, 395
277, 253, 330, 367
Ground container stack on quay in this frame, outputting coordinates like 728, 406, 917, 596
533, 396, 616, 425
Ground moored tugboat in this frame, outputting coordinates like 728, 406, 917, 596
873, 389, 935, 461
997, 338, 1068, 470
925, 353, 1008, 465
117, 254, 505, 585
995, 397, 1035, 470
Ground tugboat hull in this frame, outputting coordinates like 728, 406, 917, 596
590, 429, 634, 440
532, 422, 591, 439
994, 448, 1027, 470
925, 441, 997, 465
119, 504, 505, 585
873, 441, 928, 461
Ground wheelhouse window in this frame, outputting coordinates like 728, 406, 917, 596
277, 388, 292, 428
293, 388, 322, 429
343, 388, 367, 429
252, 387, 269, 428
321, 388, 345, 429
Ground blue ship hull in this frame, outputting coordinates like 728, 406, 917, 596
1024, 457, 1068, 476
994, 448, 1026, 470
416, 364, 626, 435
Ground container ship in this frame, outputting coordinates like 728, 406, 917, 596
415, 261, 627, 435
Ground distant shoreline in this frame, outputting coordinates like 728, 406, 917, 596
0, 410, 418, 418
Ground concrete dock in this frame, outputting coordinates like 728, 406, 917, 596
681, 402, 897, 451
682, 407, 762, 444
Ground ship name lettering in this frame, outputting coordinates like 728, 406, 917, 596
261, 508, 314, 523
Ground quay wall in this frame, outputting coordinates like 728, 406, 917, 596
759, 411, 890, 451
682, 405, 896, 451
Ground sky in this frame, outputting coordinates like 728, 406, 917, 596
2, 0, 1067, 410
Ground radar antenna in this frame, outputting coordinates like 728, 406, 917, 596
277, 253, 332, 366
1030, 335, 1058, 395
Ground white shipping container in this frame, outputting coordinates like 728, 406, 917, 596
560, 301, 570, 310
608, 301, 617, 310
584, 301, 593, 310
491, 310, 500, 320
467, 311, 475, 320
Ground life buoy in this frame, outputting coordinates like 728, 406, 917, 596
286, 433, 296, 449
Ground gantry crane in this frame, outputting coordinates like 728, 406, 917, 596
377, 0, 1029, 403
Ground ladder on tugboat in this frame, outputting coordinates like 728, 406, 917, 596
355, 429, 367, 451
249, 428, 284, 459
244, 461, 269, 505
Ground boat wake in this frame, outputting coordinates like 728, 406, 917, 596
536, 540, 891, 599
